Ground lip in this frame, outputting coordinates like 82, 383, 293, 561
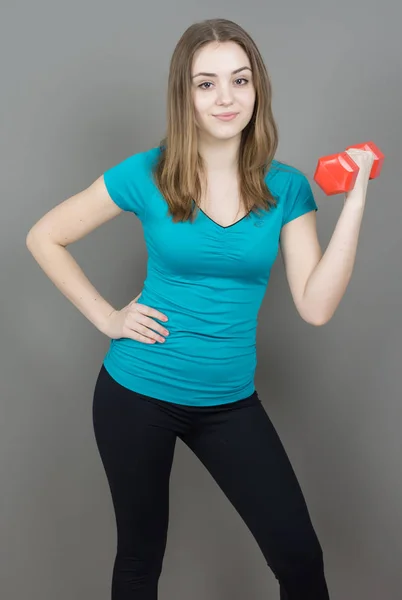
213, 112, 239, 121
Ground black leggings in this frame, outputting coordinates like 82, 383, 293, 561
92, 364, 330, 599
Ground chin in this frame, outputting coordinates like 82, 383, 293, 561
202, 124, 246, 141
215, 132, 242, 141
201, 116, 252, 139
214, 129, 245, 142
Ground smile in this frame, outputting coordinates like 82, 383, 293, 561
213, 113, 239, 121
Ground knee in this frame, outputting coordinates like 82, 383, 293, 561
113, 552, 164, 586
274, 539, 325, 580
275, 544, 328, 598
288, 545, 325, 576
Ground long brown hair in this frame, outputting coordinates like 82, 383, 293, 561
153, 18, 279, 223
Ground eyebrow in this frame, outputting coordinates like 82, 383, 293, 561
191, 66, 252, 79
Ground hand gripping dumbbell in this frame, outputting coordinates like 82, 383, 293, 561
313, 141, 385, 195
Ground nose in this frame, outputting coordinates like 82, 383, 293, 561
215, 83, 234, 106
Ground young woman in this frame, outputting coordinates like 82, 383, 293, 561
26, 17, 374, 600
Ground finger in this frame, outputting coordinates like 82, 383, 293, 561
130, 312, 169, 337
346, 149, 374, 160
135, 303, 168, 322
122, 321, 156, 343
123, 324, 157, 344
141, 315, 169, 337
131, 323, 166, 343
131, 333, 156, 344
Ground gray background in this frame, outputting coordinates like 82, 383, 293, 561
1, 1, 401, 598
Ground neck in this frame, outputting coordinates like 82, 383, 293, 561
197, 133, 241, 173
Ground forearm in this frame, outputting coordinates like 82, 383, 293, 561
303, 198, 365, 324
26, 236, 115, 333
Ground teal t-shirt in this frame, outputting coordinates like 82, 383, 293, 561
102, 146, 317, 406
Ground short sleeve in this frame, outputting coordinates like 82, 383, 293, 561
103, 153, 147, 220
282, 173, 318, 227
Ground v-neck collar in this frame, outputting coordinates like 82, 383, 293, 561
196, 205, 252, 230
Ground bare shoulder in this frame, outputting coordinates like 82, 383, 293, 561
26, 175, 122, 248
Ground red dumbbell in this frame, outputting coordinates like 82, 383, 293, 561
313, 141, 385, 195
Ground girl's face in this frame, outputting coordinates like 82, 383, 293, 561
191, 41, 256, 143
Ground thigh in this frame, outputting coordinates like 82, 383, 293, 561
92, 365, 177, 554
183, 392, 321, 563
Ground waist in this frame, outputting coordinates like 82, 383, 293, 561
109, 331, 256, 365
103, 334, 257, 406
137, 288, 258, 340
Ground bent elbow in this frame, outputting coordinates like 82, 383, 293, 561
302, 310, 332, 327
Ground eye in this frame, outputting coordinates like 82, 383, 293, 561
198, 78, 249, 90
198, 81, 213, 90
